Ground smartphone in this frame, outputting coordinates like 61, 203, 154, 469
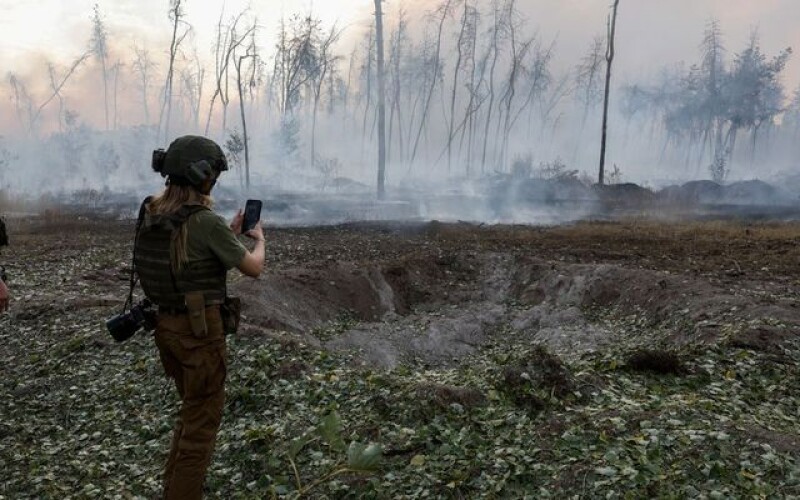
242, 199, 263, 233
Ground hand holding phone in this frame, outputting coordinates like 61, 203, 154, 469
242, 199, 263, 234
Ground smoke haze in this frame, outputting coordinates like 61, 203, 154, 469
1, 0, 799, 222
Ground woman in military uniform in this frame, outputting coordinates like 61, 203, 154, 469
135, 135, 265, 499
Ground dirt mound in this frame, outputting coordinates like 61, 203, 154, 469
728, 325, 797, 354
506, 258, 800, 348
234, 264, 399, 332
486, 177, 597, 219
233, 253, 478, 334
498, 346, 578, 412
509, 178, 595, 203
625, 349, 686, 375
595, 183, 656, 209
659, 180, 724, 205
656, 180, 793, 208
721, 180, 779, 204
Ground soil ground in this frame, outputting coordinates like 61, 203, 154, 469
1, 216, 799, 498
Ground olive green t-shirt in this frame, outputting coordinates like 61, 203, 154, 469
185, 210, 247, 270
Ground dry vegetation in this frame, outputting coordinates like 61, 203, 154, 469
1, 216, 799, 498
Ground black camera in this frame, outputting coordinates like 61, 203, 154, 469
105, 300, 157, 343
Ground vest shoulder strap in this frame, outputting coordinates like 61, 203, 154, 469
137, 196, 154, 225
172, 204, 211, 225
142, 203, 210, 232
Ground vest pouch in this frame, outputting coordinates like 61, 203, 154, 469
221, 296, 241, 335
185, 291, 208, 338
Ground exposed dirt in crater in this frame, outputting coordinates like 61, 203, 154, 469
230, 220, 800, 369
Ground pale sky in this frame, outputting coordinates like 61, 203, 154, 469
0, 0, 369, 67
1, 0, 799, 132
2, 1, 799, 72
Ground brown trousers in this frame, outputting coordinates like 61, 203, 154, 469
154, 306, 227, 500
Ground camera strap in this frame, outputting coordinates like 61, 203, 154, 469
122, 197, 153, 314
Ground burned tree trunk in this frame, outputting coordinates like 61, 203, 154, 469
375, 0, 387, 199
447, 0, 469, 173
91, 5, 110, 131
159, 0, 190, 142
480, 0, 503, 173
598, 0, 620, 186
387, 9, 407, 163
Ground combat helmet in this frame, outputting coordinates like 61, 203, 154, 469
152, 135, 228, 189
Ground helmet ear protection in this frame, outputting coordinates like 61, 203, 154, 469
152, 149, 167, 174
185, 160, 216, 187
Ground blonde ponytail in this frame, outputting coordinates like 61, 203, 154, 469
147, 185, 213, 272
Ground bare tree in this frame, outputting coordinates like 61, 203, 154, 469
480, 0, 506, 172
111, 60, 124, 130
387, 7, 408, 163
698, 18, 726, 167
46, 63, 67, 132
459, 4, 482, 175
132, 44, 157, 125
7, 74, 35, 134
324, 54, 343, 116
343, 47, 358, 134
233, 23, 259, 189
538, 71, 571, 139
495, 0, 533, 170
574, 35, 605, 128
180, 49, 205, 131
598, 0, 620, 186
91, 4, 110, 130
446, 0, 472, 172
6, 52, 89, 137
273, 15, 319, 118
158, 0, 191, 142
374, 0, 387, 199
410, 0, 453, 165
511, 38, 554, 137
205, 9, 252, 136
359, 27, 375, 140
39, 53, 91, 132
309, 25, 343, 166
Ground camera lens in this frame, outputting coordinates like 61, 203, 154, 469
106, 313, 140, 343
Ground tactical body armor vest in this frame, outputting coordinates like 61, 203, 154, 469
134, 204, 226, 309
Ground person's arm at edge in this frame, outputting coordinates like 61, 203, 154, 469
237, 221, 265, 278
0, 276, 9, 312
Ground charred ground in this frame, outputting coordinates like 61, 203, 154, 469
1, 216, 799, 498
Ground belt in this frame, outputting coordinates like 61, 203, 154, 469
158, 303, 222, 315
158, 305, 188, 315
